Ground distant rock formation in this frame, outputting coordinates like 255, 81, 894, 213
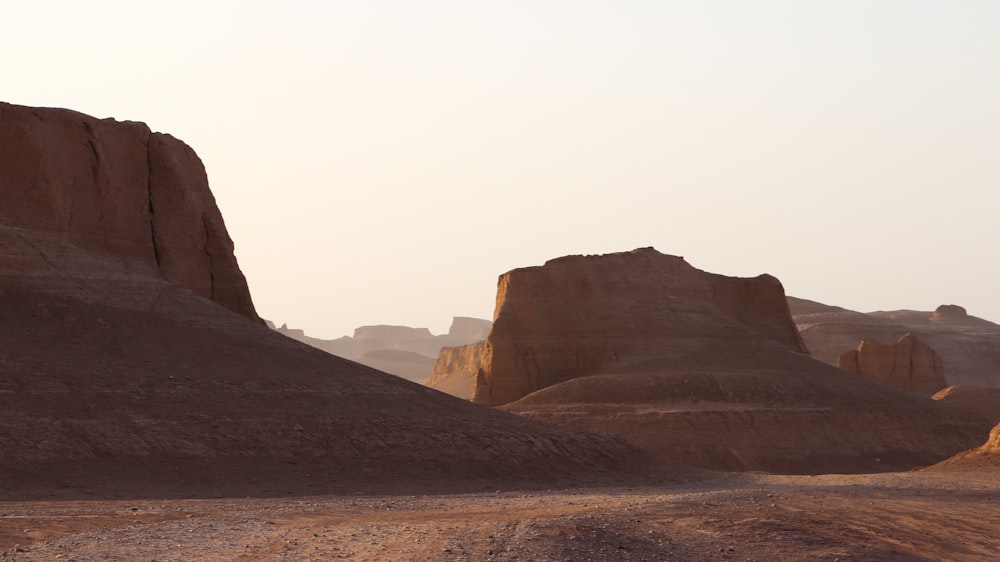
469, 248, 990, 474
273, 317, 491, 382
788, 297, 1000, 389
0, 101, 259, 321
837, 334, 947, 394
428, 341, 486, 399
473, 247, 807, 407
932, 304, 968, 320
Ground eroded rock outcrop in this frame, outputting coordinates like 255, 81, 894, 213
471, 248, 990, 474
473, 248, 807, 407
788, 298, 1000, 389
429, 341, 486, 399
837, 334, 947, 394
0, 101, 258, 321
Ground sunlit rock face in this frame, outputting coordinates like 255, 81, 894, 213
837, 334, 947, 394
0, 101, 259, 321
428, 340, 485, 399
473, 247, 807, 407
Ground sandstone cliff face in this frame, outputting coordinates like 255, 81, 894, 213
837, 334, 947, 394
788, 298, 1000, 389
428, 341, 486, 399
473, 248, 807, 407
0, 102, 258, 321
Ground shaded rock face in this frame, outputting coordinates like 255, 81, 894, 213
473, 248, 807, 407
0, 102, 258, 321
788, 297, 1000, 389
837, 334, 947, 394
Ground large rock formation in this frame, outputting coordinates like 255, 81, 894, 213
474, 248, 807, 407
471, 249, 990, 473
272, 317, 491, 382
789, 297, 1000, 389
0, 102, 258, 321
0, 103, 644, 497
837, 334, 947, 394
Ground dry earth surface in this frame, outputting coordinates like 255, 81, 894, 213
2, 469, 998, 561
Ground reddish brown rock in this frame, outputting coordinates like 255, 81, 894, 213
472, 249, 990, 473
0, 101, 258, 320
429, 341, 486, 399
837, 334, 947, 394
789, 297, 1000, 389
474, 248, 807, 407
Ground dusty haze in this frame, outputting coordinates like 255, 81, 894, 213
3, 1, 999, 338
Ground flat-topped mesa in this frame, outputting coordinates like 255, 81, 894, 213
838, 334, 947, 394
0, 101, 259, 321
472, 247, 807, 406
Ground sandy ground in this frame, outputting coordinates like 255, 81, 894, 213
1, 469, 997, 561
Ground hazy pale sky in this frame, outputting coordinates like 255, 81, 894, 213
5, 1, 998, 337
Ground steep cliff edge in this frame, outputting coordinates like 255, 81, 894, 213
474, 248, 807, 407
0, 101, 258, 320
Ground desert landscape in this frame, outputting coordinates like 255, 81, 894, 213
1, 100, 998, 560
